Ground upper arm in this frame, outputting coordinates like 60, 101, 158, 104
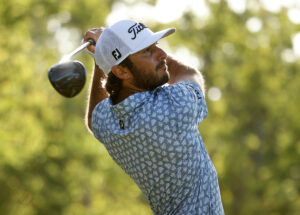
85, 65, 108, 133
161, 82, 208, 125
86, 104, 96, 133
170, 68, 205, 96
87, 116, 92, 132
90, 101, 103, 135
166, 55, 205, 95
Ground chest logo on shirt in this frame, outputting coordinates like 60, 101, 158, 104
119, 120, 125, 129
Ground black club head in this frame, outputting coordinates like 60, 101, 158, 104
48, 60, 86, 98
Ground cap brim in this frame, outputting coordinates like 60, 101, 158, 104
132, 28, 176, 54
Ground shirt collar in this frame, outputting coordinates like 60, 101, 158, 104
109, 91, 151, 119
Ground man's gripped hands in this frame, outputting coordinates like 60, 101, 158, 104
83, 27, 104, 54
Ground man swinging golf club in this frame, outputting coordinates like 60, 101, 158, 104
84, 19, 224, 215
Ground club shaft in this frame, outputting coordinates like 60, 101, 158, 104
66, 40, 93, 59
60, 39, 95, 63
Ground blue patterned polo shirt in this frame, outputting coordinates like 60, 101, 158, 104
92, 81, 224, 215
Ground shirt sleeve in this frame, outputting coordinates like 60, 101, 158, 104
91, 99, 108, 142
159, 81, 208, 125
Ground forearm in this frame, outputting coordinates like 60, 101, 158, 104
85, 64, 108, 131
167, 55, 205, 94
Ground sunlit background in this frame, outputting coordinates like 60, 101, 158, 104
1, 0, 300, 215
49, 0, 300, 102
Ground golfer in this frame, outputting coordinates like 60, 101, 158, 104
83, 19, 224, 215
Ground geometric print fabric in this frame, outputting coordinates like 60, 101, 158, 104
92, 81, 225, 215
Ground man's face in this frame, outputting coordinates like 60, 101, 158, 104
128, 43, 169, 91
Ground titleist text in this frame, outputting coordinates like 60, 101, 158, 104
128, 23, 147, 40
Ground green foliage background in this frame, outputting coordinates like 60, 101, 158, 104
0, 0, 299, 214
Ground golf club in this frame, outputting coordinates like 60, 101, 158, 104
48, 39, 95, 98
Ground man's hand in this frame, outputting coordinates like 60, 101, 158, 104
83, 27, 105, 54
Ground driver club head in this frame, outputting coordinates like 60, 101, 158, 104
48, 60, 86, 98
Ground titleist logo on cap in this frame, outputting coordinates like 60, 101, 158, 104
128, 23, 147, 40
94, 19, 175, 74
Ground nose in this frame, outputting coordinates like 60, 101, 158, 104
156, 46, 167, 61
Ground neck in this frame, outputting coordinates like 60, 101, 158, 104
113, 86, 144, 104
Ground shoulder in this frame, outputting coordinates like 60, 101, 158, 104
91, 98, 111, 130
92, 98, 110, 115
155, 81, 205, 104
152, 81, 208, 124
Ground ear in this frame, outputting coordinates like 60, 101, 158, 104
111, 65, 131, 80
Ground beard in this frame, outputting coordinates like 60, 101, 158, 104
130, 61, 170, 91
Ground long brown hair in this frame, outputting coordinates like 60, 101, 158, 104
105, 57, 133, 104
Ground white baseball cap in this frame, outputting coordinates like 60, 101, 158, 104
94, 19, 176, 74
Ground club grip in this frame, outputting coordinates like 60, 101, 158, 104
87, 38, 96, 46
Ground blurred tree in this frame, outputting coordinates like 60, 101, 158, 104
0, 0, 299, 214
167, 1, 300, 214
0, 0, 151, 214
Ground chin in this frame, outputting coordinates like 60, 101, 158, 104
161, 70, 170, 83
155, 72, 169, 88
